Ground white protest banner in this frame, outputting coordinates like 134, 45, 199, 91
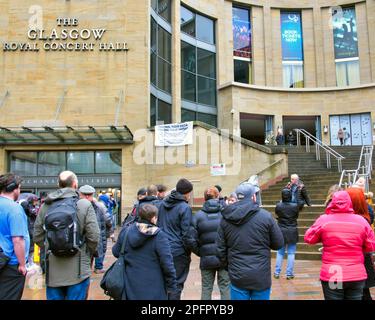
210, 164, 226, 176
155, 122, 193, 147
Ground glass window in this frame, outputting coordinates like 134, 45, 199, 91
197, 48, 216, 78
181, 6, 195, 37
67, 151, 94, 174
157, 100, 172, 124
150, 94, 157, 127
283, 63, 304, 88
182, 108, 196, 122
232, 7, 251, 58
9, 152, 37, 176
234, 59, 252, 84
196, 14, 215, 44
151, 52, 157, 86
151, 0, 157, 12
158, 26, 171, 62
181, 70, 196, 102
38, 152, 65, 176
95, 151, 122, 174
158, 0, 171, 23
197, 112, 217, 127
157, 57, 171, 93
151, 18, 157, 53
198, 76, 216, 106
181, 41, 196, 73
336, 60, 360, 86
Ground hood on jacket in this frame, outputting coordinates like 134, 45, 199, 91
325, 191, 354, 215
202, 199, 221, 213
139, 196, 159, 203
162, 190, 187, 210
281, 189, 292, 202
128, 222, 160, 249
221, 199, 259, 225
44, 188, 79, 205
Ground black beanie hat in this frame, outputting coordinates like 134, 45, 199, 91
176, 178, 193, 195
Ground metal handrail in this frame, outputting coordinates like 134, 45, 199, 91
294, 128, 345, 172
339, 145, 373, 192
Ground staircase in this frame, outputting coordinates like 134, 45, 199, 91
262, 145, 375, 260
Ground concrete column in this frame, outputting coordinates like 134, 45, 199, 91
263, 5, 273, 86
302, 9, 317, 87
271, 8, 282, 87
321, 7, 336, 87
0, 148, 6, 174
366, 0, 375, 82
356, 2, 371, 84
313, 6, 325, 87
252, 6, 266, 86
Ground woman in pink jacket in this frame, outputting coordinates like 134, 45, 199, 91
304, 191, 375, 300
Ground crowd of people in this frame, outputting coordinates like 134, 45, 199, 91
0, 170, 374, 301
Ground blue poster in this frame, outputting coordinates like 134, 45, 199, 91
281, 12, 303, 61
232, 7, 252, 58
332, 7, 358, 59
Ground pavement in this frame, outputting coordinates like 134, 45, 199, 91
21, 236, 375, 300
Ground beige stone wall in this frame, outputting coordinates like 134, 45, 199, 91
0, 0, 149, 132
220, 83, 375, 144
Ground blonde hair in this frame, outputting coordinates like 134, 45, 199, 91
324, 184, 341, 207
291, 174, 299, 180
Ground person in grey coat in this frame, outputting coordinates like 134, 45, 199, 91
79, 185, 112, 274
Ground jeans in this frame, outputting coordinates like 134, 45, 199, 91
230, 284, 271, 300
321, 280, 365, 300
46, 277, 90, 300
201, 268, 230, 300
274, 243, 297, 277
0, 264, 26, 300
94, 256, 104, 270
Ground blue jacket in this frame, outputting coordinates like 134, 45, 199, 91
192, 199, 223, 270
112, 222, 177, 300
157, 190, 195, 257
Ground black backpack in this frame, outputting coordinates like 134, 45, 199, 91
44, 196, 83, 257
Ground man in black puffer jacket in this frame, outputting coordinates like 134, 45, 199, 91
192, 187, 230, 300
157, 178, 196, 300
216, 182, 284, 300
273, 189, 299, 280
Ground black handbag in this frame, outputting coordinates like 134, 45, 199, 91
0, 248, 10, 271
100, 227, 130, 300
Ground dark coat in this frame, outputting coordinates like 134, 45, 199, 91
286, 180, 311, 209
112, 222, 177, 300
275, 189, 299, 245
216, 199, 284, 291
157, 190, 195, 257
192, 199, 223, 270
92, 200, 112, 257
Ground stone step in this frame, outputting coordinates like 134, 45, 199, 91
271, 251, 322, 260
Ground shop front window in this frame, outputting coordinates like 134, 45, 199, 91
38, 152, 65, 176
67, 151, 94, 174
9, 152, 37, 176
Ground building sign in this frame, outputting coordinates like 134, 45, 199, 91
332, 7, 358, 59
281, 12, 303, 61
3, 17, 129, 52
210, 164, 226, 176
21, 175, 121, 188
232, 7, 252, 59
155, 122, 193, 147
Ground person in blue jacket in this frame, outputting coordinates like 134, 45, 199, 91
157, 178, 196, 300
112, 204, 178, 300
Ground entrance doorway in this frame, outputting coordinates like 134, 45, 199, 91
283, 116, 321, 145
330, 113, 372, 146
240, 113, 274, 145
